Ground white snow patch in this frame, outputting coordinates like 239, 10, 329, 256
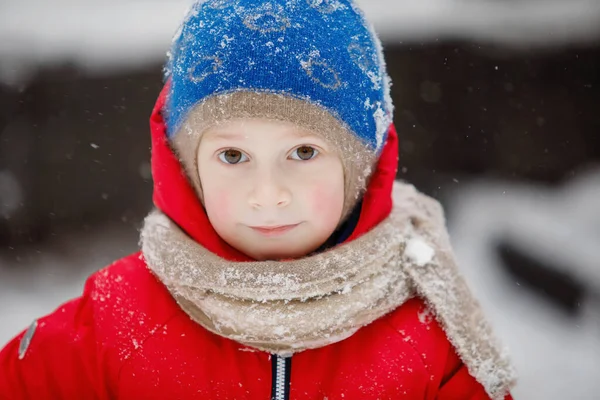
273, 326, 288, 336
417, 307, 434, 325
373, 103, 388, 151
341, 284, 352, 295
405, 237, 434, 266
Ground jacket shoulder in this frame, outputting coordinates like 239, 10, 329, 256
85, 253, 182, 361
383, 298, 453, 378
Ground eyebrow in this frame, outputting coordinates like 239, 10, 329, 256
203, 131, 248, 141
294, 130, 322, 138
204, 129, 323, 141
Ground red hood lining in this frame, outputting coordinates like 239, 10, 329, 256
150, 85, 398, 262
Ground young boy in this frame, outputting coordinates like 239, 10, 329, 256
0, 1, 516, 399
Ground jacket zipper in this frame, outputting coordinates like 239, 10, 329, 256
271, 355, 291, 400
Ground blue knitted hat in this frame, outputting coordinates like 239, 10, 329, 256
165, 0, 393, 220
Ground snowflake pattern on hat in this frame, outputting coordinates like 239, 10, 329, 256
166, 0, 393, 152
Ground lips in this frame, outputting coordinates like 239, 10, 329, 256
250, 224, 300, 237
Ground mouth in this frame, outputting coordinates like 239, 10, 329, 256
249, 223, 300, 237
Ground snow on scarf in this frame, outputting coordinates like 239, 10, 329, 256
141, 181, 516, 400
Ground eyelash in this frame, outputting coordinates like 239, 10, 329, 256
216, 146, 321, 165
218, 149, 249, 164
290, 146, 320, 161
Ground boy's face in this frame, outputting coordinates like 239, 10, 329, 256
196, 118, 345, 261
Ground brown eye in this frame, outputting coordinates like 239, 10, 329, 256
219, 149, 247, 164
292, 146, 318, 161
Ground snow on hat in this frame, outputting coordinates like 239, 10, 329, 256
165, 0, 393, 221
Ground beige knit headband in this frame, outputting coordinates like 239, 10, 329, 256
169, 90, 379, 224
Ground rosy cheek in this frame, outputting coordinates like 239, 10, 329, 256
205, 188, 233, 227
308, 181, 344, 224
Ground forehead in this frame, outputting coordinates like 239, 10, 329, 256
202, 118, 320, 140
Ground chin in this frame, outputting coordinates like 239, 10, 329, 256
243, 242, 321, 261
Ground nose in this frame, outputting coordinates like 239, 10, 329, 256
248, 168, 292, 209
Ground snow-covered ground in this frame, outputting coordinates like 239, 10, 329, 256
447, 168, 600, 400
2, 0, 600, 84
1, 171, 599, 398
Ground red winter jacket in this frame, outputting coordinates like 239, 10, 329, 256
0, 86, 512, 400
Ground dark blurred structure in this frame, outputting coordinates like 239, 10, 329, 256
391, 44, 600, 189
0, 70, 161, 243
496, 240, 586, 315
1, 43, 599, 244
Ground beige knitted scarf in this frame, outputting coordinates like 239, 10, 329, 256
141, 181, 516, 400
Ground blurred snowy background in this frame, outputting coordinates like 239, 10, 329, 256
1, 0, 600, 398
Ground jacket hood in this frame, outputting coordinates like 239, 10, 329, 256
149, 84, 398, 261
